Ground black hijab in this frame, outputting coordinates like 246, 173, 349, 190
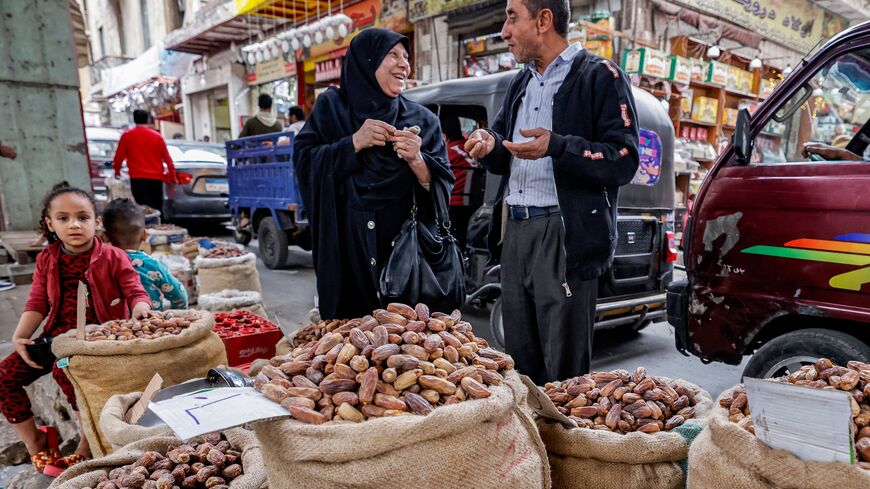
340, 28, 410, 128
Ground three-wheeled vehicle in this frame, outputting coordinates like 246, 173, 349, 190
667, 21, 870, 379
405, 70, 678, 348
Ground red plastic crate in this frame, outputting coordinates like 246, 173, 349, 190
213, 311, 284, 367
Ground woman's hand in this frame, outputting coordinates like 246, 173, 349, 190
352, 119, 396, 153
392, 130, 430, 185
13, 337, 40, 369
132, 301, 152, 320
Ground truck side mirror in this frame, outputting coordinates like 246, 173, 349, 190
734, 108, 753, 166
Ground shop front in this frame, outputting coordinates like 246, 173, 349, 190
180, 57, 249, 143
246, 56, 299, 128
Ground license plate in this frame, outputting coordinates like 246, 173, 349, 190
205, 180, 229, 193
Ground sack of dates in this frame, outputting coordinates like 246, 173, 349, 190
49, 429, 265, 489
198, 290, 268, 319
688, 380, 870, 488
537, 370, 713, 489
253, 370, 548, 489
100, 392, 174, 452
194, 251, 261, 295
52, 310, 228, 457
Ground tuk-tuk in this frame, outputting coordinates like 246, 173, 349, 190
405, 70, 677, 347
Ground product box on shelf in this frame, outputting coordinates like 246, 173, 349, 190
727, 66, 753, 93
690, 58, 706, 82
622, 48, 668, 78
667, 56, 691, 84
705, 61, 728, 86
760, 77, 779, 98
723, 108, 739, 127
680, 88, 694, 114
692, 96, 719, 124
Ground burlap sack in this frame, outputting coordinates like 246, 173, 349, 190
49, 428, 265, 489
538, 379, 712, 489
198, 290, 268, 319
687, 387, 870, 488
195, 253, 261, 295
99, 392, 174, 452
252, 371, 550, 489
52, 311, 227, 457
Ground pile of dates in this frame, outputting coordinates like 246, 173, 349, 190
254, 303, 514, 424
722, 358, 870, 468
544, 368, 699, 434
203, 246, 247, 259
80, 432, 244, 489
85, 311, 200, 341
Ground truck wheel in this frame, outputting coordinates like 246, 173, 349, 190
490, 298, 506, 350
233, 228, 252, 246
258, 216, 289, 269
742, 328, 870, 379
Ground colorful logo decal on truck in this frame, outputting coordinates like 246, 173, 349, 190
741, 234, 870, 291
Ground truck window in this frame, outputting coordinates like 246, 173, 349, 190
754, 48, 870, 164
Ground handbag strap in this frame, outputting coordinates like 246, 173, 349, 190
411, 183, 453, 235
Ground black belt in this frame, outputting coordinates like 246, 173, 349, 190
508, 205, 560, 221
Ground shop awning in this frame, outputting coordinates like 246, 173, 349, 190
236, 0, 333, 20
166, 1, 290, 55
446, 0, 505, 37
102, 44, 196, 96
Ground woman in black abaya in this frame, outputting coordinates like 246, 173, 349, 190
294, 28, 454, 320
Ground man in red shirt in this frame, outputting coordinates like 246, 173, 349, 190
112, 110, 177, 214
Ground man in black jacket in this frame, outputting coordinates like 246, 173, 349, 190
466, 0, 639, 384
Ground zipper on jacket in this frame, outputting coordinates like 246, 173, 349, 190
604, 188, 612, 208
553, 182, 572, 298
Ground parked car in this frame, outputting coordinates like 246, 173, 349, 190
667, 21, 870, 379
162, 141, 230, 222
85, 126, 122, 199
404, 70, 678, 347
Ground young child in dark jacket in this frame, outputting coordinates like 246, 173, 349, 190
0, 184, 151, 475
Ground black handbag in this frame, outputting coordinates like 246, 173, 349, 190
379, 184, 465, 312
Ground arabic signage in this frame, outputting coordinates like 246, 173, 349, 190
409, 0, 486, 22
247, 57, 297, 85
679, 0, 846, 53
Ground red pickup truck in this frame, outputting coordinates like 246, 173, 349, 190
668, 21, 870, 378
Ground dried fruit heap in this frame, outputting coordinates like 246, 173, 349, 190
254, 303, 514, 424
721, 358, 870, 469
544, 368, 699, 434
203, 247, 247, 259
85, 311, 200, 342
80, 432, 244, 489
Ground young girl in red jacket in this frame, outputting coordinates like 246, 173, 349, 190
0, 184, 151, 475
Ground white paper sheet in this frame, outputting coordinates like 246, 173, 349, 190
149, 387, 290, 440
745, 377, 855, 464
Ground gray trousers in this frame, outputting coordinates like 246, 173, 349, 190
501, 213, 598, 385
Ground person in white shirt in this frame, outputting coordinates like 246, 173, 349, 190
287, 106, 306, 136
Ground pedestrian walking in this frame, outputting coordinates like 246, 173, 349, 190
465, 0, 640, 384
287, 105, 306, 136
240, 94, 283, 137
112, 110, 177, 214
294, 28, 454, 320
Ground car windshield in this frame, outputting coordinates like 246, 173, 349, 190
88, 140, 118, 159
167, 142, 226, 163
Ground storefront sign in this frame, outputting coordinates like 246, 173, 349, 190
304, 0, 410, 60
677, 0, 845, 53
409, 0, 485, 22
315, 58, 343, 82
247, 57, 297, 85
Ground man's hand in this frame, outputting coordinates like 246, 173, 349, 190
353, 119, 397, 152
465, 129, 496, 159
13, 337, 40, 369
0, 144, 17, 160
503, 128, 551, 160
132, 301, 152, 320
801, 142, 860, 161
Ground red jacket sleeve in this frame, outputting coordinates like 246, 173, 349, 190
162, 141, 177, 182
113, 248, 151, 310
112, 133, 127, 176
23, 252, 50, 316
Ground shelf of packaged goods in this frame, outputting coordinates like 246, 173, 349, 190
726, 88, 762, 99
680, 118, 718, 128
689, 80, 725, 90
